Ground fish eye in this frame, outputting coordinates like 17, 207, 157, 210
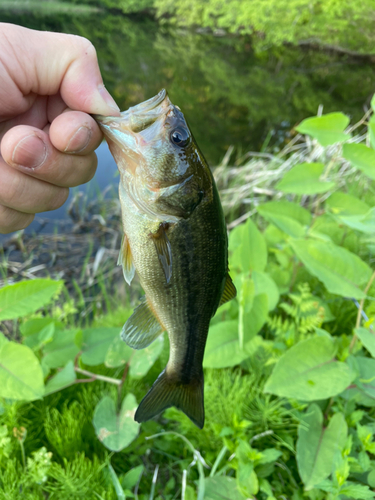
170, 127, 190, 147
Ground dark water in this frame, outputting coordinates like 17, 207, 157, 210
2, 11, 375, 233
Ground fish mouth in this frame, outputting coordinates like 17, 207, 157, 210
94, 89, 172, 136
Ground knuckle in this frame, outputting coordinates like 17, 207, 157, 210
0, 205, 34, 234
70, 35, 97, 60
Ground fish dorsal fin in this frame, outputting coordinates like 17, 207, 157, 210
118, 234, 135, 285
219, 273, 237, 307
151, 223, 172, 283
121, 296, 164, 349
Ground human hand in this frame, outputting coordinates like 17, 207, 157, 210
0, 23, 120, 234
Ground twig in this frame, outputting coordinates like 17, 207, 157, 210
74, 367, 121, 385
349, 270, 375, 352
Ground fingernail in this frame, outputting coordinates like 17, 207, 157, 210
12, 134, 47, 169
98, 85, 121, 115
65, 126, 92, 153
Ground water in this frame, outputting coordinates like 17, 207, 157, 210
2, 11, 375, 234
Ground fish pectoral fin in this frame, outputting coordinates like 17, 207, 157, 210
219, 272, 237, 307
118, 233, 135, 285
121, 296, 164, 349
135, 369, 205, 429
150, 222, 173, 283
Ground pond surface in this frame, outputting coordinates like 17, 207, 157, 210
2, 10, 375, 234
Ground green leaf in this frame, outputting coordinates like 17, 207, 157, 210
276, 162, 335, 194
24, 323, 55, 351
343, 357, 375, 407
343, 143, 375, 180
0, 342, 44, 401
105, 335, 133, 368
368, 115, 375, 150
252, 271, 279, 311
295, 112, 350, 146
339, 482, 375, 499
229, 217, 267, 273
204, 320, 247, 368
326, 192, 370, 216
20, 318, 56, 337
129, 336, 164, 378
204, 476, 245, 500
289, 239, 372, 299
237, 463, 259, 496
81, 327, 121, 366
264, 336, 354, 400
44, 361, 76, 395
93, 394, 139, 452
43, 329, 81, 369
258, 201, 311, 237
239, 277, 268, 348
0, 279, 63, 321
122, 465, 144, 490
0, 332, 8, 348
338, 208, 375, 234
296, 404, 347, 490
356, 328, 375, 358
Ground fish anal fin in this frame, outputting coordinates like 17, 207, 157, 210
219, 272, 237, 307
121, 296, 164, 349
118, 234, 135, 285
134, 369, 204, 429
150, 222, 172, 283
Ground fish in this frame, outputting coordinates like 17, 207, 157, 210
94, 90, 236, 429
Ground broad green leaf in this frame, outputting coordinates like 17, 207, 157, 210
43, 329, 81, 369
204, 320, 247, 368
339, 482, 375, 499
44, 361, 76, 395
229, 217, 267, 273
343, 143, 375, 180
289, 239, 372, 299
105, 335, 133, 368
129, 335, 164, 378
338, 208, 375, 234
258, 201, 311, 237
343, 357, 375, 407
239, 290, 268, 347
296, 404, 347, 490
122, 465, 144, 489
252, 271, 279, 311
0, 342, 44, 400
276, 162, 335, 194
0, 279, 63, 321
24, 323, 55, 351
204, 477, 244, 500
93, 394, 139, 452
237, 463, 259, 496
0, 332, 8, 348
20, 318, 56, 337
369, 115, 375, 150
295, 113, 350, 146
81, 327, 120, 366
367, 469, 375, 488
371, 94, 375, 113
326, 192, 370, 216
356, 327, 375, 358
264, 336, 354, 400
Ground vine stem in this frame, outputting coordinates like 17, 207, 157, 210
74, 367, 121, 385
349, 270, 375, 353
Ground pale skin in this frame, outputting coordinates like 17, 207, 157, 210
0, 23, 121, 234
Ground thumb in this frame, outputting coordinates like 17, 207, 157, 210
0, 23, 120, 117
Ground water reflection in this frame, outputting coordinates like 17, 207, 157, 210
2, 12, 375, 232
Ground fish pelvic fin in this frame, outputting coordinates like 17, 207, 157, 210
118, 234, 135, 285
134, 370, 205, 429
121, 296, 164, 349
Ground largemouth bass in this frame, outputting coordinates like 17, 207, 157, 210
95, 90, 236, 428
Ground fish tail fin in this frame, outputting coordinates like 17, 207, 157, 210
134, 370, 204, 429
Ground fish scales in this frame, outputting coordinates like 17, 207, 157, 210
95, 90, 236, 428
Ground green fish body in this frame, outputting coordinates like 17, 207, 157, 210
95, 90, 236, 428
